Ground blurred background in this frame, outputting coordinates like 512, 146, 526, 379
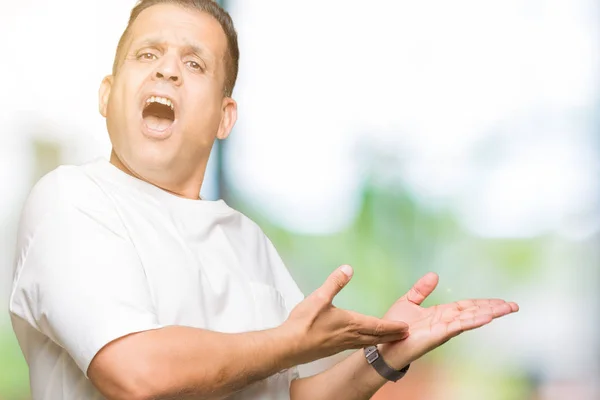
1, 0, 599, 399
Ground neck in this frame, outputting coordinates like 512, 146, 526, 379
109, 150, 205, 200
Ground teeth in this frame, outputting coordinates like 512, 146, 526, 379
146, 96, 174, 111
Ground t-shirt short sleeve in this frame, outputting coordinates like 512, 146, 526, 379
9, 168, 162, 376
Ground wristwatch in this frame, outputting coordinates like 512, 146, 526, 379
364, 346, 410, 382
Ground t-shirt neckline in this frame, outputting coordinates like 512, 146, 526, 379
88, 158, 231, 214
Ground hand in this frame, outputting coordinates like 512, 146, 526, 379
379, 272, 519, 368
282, 265, 410, 366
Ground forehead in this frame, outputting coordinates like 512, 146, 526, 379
127, 3, 228, 58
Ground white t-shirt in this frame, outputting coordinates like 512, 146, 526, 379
9, 158, 307, 400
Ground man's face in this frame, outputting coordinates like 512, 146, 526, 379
99, 3, 236, 195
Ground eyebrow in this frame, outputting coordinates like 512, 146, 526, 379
132, 36, 213, 60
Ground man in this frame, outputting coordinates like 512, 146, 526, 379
9, 1, 519, 399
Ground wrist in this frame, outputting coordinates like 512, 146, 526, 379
269, 324, 304, 369
378, 343, 411, 371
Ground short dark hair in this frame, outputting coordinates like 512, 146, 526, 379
112, 0, 239, 97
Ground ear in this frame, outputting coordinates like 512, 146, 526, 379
216, 97, 238, 140
98, 75, 114, 118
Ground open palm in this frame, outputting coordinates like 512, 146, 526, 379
381, 272, 519, 364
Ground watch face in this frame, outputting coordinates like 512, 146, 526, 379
364, 346, 380, 364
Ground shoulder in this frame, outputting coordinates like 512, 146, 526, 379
219, 208, 283, 263
229, 209, 288, 268
29, 163, 97, 200
227, 208, 275, 246
17, 163, 124, 246
23, 164, 108, 218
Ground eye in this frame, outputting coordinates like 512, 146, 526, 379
186, 60, 204, 72
138, 52, 157, 61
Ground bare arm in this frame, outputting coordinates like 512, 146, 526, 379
290, 272, 520, 400
290, 349, 394, 400
89, 326, 294, 400
88, 266, 409, 400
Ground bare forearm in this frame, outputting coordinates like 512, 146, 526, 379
89, 266, 413, 400
290, 346, 409, 400
90, 326, 297, 400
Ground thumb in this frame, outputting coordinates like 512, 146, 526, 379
315, 265, 354, 303
400, 272, 439, 305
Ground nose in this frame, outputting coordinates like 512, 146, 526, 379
152, 55, 182, 86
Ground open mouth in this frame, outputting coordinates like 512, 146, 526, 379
142, 96, 175, 132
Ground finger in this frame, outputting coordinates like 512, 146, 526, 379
358, 331, 410, 346
459, 302, 519, 318
447, 314, 493, 336
312, 265, 354, 303
350, 312, 409, 336
484, 304, 516, 319
455, 298, 508, 311
399, 272, 439, 305
451, 306, 513, 324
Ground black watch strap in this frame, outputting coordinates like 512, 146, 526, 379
364, 346, 410, 382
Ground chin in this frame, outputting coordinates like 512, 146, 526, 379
136, 148, 178, 171
115, 144, 173, 176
